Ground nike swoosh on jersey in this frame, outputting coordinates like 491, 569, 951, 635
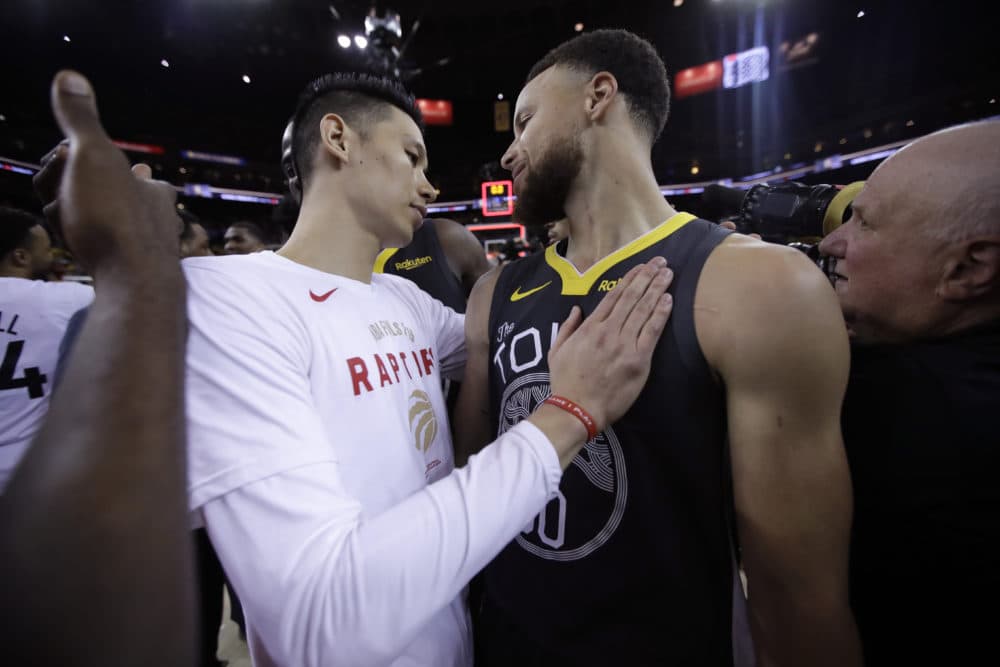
309, 288, 338, 302
510, 281, 552, 302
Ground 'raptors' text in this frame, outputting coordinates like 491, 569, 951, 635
347, 348, 435, 396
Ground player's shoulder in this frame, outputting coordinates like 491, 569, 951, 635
182, 252, 298, 297
373, 271, 445, 316
373, 270, 423, 297
181, 252, 312, 329
36, 279, 94, 313
703, 234, 833, 304
468, 263, 505, 305
182, 251, 270, 280
697, 235, 847, 371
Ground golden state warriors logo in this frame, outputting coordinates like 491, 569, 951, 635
499, 372, 627, 562
408, 390, 438, 453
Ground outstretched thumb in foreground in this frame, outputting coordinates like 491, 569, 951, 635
50, 70, 110, 148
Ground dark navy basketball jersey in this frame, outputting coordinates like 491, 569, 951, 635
477, 213, 736, 666
374, 218, 467, 314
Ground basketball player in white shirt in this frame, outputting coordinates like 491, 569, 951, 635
0, 206, 93, 490
184, 71, 674, 666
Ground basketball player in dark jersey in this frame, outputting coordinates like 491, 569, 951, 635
455, 30, 861, 666
374, 217, 489, 313
376, 217, 489, 417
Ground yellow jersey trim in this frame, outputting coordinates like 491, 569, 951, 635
544, 212, 696, 295
373, 248, 400, 274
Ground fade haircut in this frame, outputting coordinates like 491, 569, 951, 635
0, 206, 42, 261
228, 221, 266, 243
527, 29, 671, 144
290, 72, 424, 193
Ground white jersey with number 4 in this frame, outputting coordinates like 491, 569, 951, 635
0, 277, 94, 490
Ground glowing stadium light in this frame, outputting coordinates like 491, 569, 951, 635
180, 150, 246, 166
242, 74, 251, 84
354, 35, 368, 49
63, 35, 71, 42
113, 140, 166, 155
1, 161, 35, 176
160, 59, 170, 68
674, 0, 684, 6
337, 34, 351, 48
857, 10, 865, 18
574, 23, 584, 32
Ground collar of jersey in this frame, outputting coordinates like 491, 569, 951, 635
544, 212, 696, 295
373, 247, 400, 274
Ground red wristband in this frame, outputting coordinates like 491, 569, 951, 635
543, 395, 599, 442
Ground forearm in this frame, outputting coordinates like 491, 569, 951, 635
749, 585, 862, 667
208, 420, 562, 665
0, 263, 193, 666
527, 403, 591, 468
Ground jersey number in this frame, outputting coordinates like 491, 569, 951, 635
522, 488, 567, 549
0, 341, 48, 399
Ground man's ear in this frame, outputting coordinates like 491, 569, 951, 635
319, 113, 350, 167
585, 71, 619, 122
10, 248, 29, 268
937, 238, 1000, 300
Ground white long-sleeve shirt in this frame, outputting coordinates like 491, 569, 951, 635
184, 252, 561, 666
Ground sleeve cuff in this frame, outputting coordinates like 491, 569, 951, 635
507, 420, 563, 499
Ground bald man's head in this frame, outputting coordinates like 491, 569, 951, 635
876, 121, 1000, 242
819, 121, 1000, 344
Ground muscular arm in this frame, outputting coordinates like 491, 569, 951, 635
1, 269, 190, 667
434, 218, 492, 296
697, 239, 861, 667
0, 72, 192, 666
453, 266, 503, 466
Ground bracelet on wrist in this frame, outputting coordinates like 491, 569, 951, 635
543, 394, 599, 442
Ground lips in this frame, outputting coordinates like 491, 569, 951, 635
511, 164, 526, 186
410, 204, 427, 219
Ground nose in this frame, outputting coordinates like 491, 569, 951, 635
500, 140, 519, 172
819, 223, 847, 259
418, 171, 437, 204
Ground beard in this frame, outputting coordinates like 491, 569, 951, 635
514, 133, 584, 228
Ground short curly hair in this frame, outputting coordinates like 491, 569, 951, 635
527, 29, 671, 144
289, 72, 423, 194
0, 206, 43, 262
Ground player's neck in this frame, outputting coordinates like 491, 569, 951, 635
0, 264, 30, 280
278, 201, 380, 283
563, 159, 676, 272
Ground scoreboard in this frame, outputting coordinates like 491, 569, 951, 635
481, 180, 514, 217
